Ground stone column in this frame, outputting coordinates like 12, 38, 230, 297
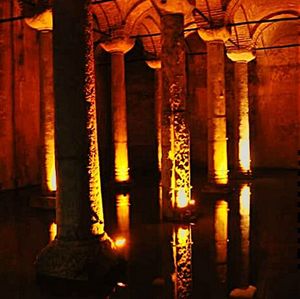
198, 28, 230, 186
39, 31, 56, 194
101, 38, 134, 184
145, 60, 162, 173
161, 14, 191, 218
24, 9, 56, 204
227, 50, 255, 177
35, 0, 116, 280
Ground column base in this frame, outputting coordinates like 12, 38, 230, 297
112, 180, 132, 194
229, 285, 257, 298
35, 233, 123, 283
162, 205, 198, 223
30, 193, 56, 209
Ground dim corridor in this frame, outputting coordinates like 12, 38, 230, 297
0, 170, 298, 299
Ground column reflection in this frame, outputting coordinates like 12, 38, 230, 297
115, 193, 130, 256
171, 224, 193, 299
214, 200, 228, 284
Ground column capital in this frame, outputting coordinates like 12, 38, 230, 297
25, 9, 53, 31
226, 49, 256, 63
198, 27, 231, 43
145, 59, 161, 69
100, 28, 135, 54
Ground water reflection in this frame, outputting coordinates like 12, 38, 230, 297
115, 193, 130, 256
171, 225, 193, 299
239, 183, 251, 286
214, 200, 228, 284
49, 221, 57, 242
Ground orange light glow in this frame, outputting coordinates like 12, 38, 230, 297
176, 187, 189, 208
115, 143, 129, 182
239, 111, 251, 173
214, 200, 228, 283
49, 221, 57, 242
116, 194, 130, 233
115, 237, 126, 248
45, 139, 56, 192
239, 184, 251, 284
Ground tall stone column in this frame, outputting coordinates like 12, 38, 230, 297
35, 0, 116, 280
198, 28, 230, 186
101, 37, 134, 184
24, 9, 56, 204
161, 14, 191, 218
39, 31, 56, 194
227, 50, 255, 177
145, 60, 162, 173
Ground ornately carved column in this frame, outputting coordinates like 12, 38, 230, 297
25, 9, 56, 196
35, 0, 116, 280
161, 14, 191, 218
227, 50, 255, 177
101, 37, 134, 184
145, 60, 162, 172
198, 27, 230, 186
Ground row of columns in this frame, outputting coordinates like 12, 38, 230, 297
25, 2, 255, 279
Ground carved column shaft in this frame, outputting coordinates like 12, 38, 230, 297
161, 13, 191, 217
39, 31, 56, 194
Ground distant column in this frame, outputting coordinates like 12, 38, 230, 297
198, 28, 230, 185
25, 9, 56, 195
146, 60, 162, 172
227, 50, 255, 177
101, 37, 134, 184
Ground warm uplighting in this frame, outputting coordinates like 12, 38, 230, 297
214, 200, 228, 283
45, 139, 56, 192
49, 221, 57, 242
115, 237, 126, 248
49, 163, 56, 191
115, 143, 130, 182
172, 225, 193, 298
176, 187, 189, 208
239, 116, 251, 173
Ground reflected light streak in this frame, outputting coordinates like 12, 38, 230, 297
49, 221, 57, 242
239, 184, 251, 286
214, 200, 228, 283
172, 225, 193, 299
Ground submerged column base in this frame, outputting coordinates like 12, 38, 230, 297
30, 193, 56, 209
35, 233, 120, 281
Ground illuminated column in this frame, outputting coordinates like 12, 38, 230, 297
227, 50, 255, 177
198, 28, 230, 185
161, 13, 191, 218
35, 0, 116, 280
100, 37, 134, 184
146, 60, 162, 172
24, 10, 56, 195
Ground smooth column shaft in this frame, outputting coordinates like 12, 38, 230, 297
111, 52, 129, 182
207, 41, 228, 184
39, 31, 56, 193
234, 62, 251, 174
53, 0, 104, 240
